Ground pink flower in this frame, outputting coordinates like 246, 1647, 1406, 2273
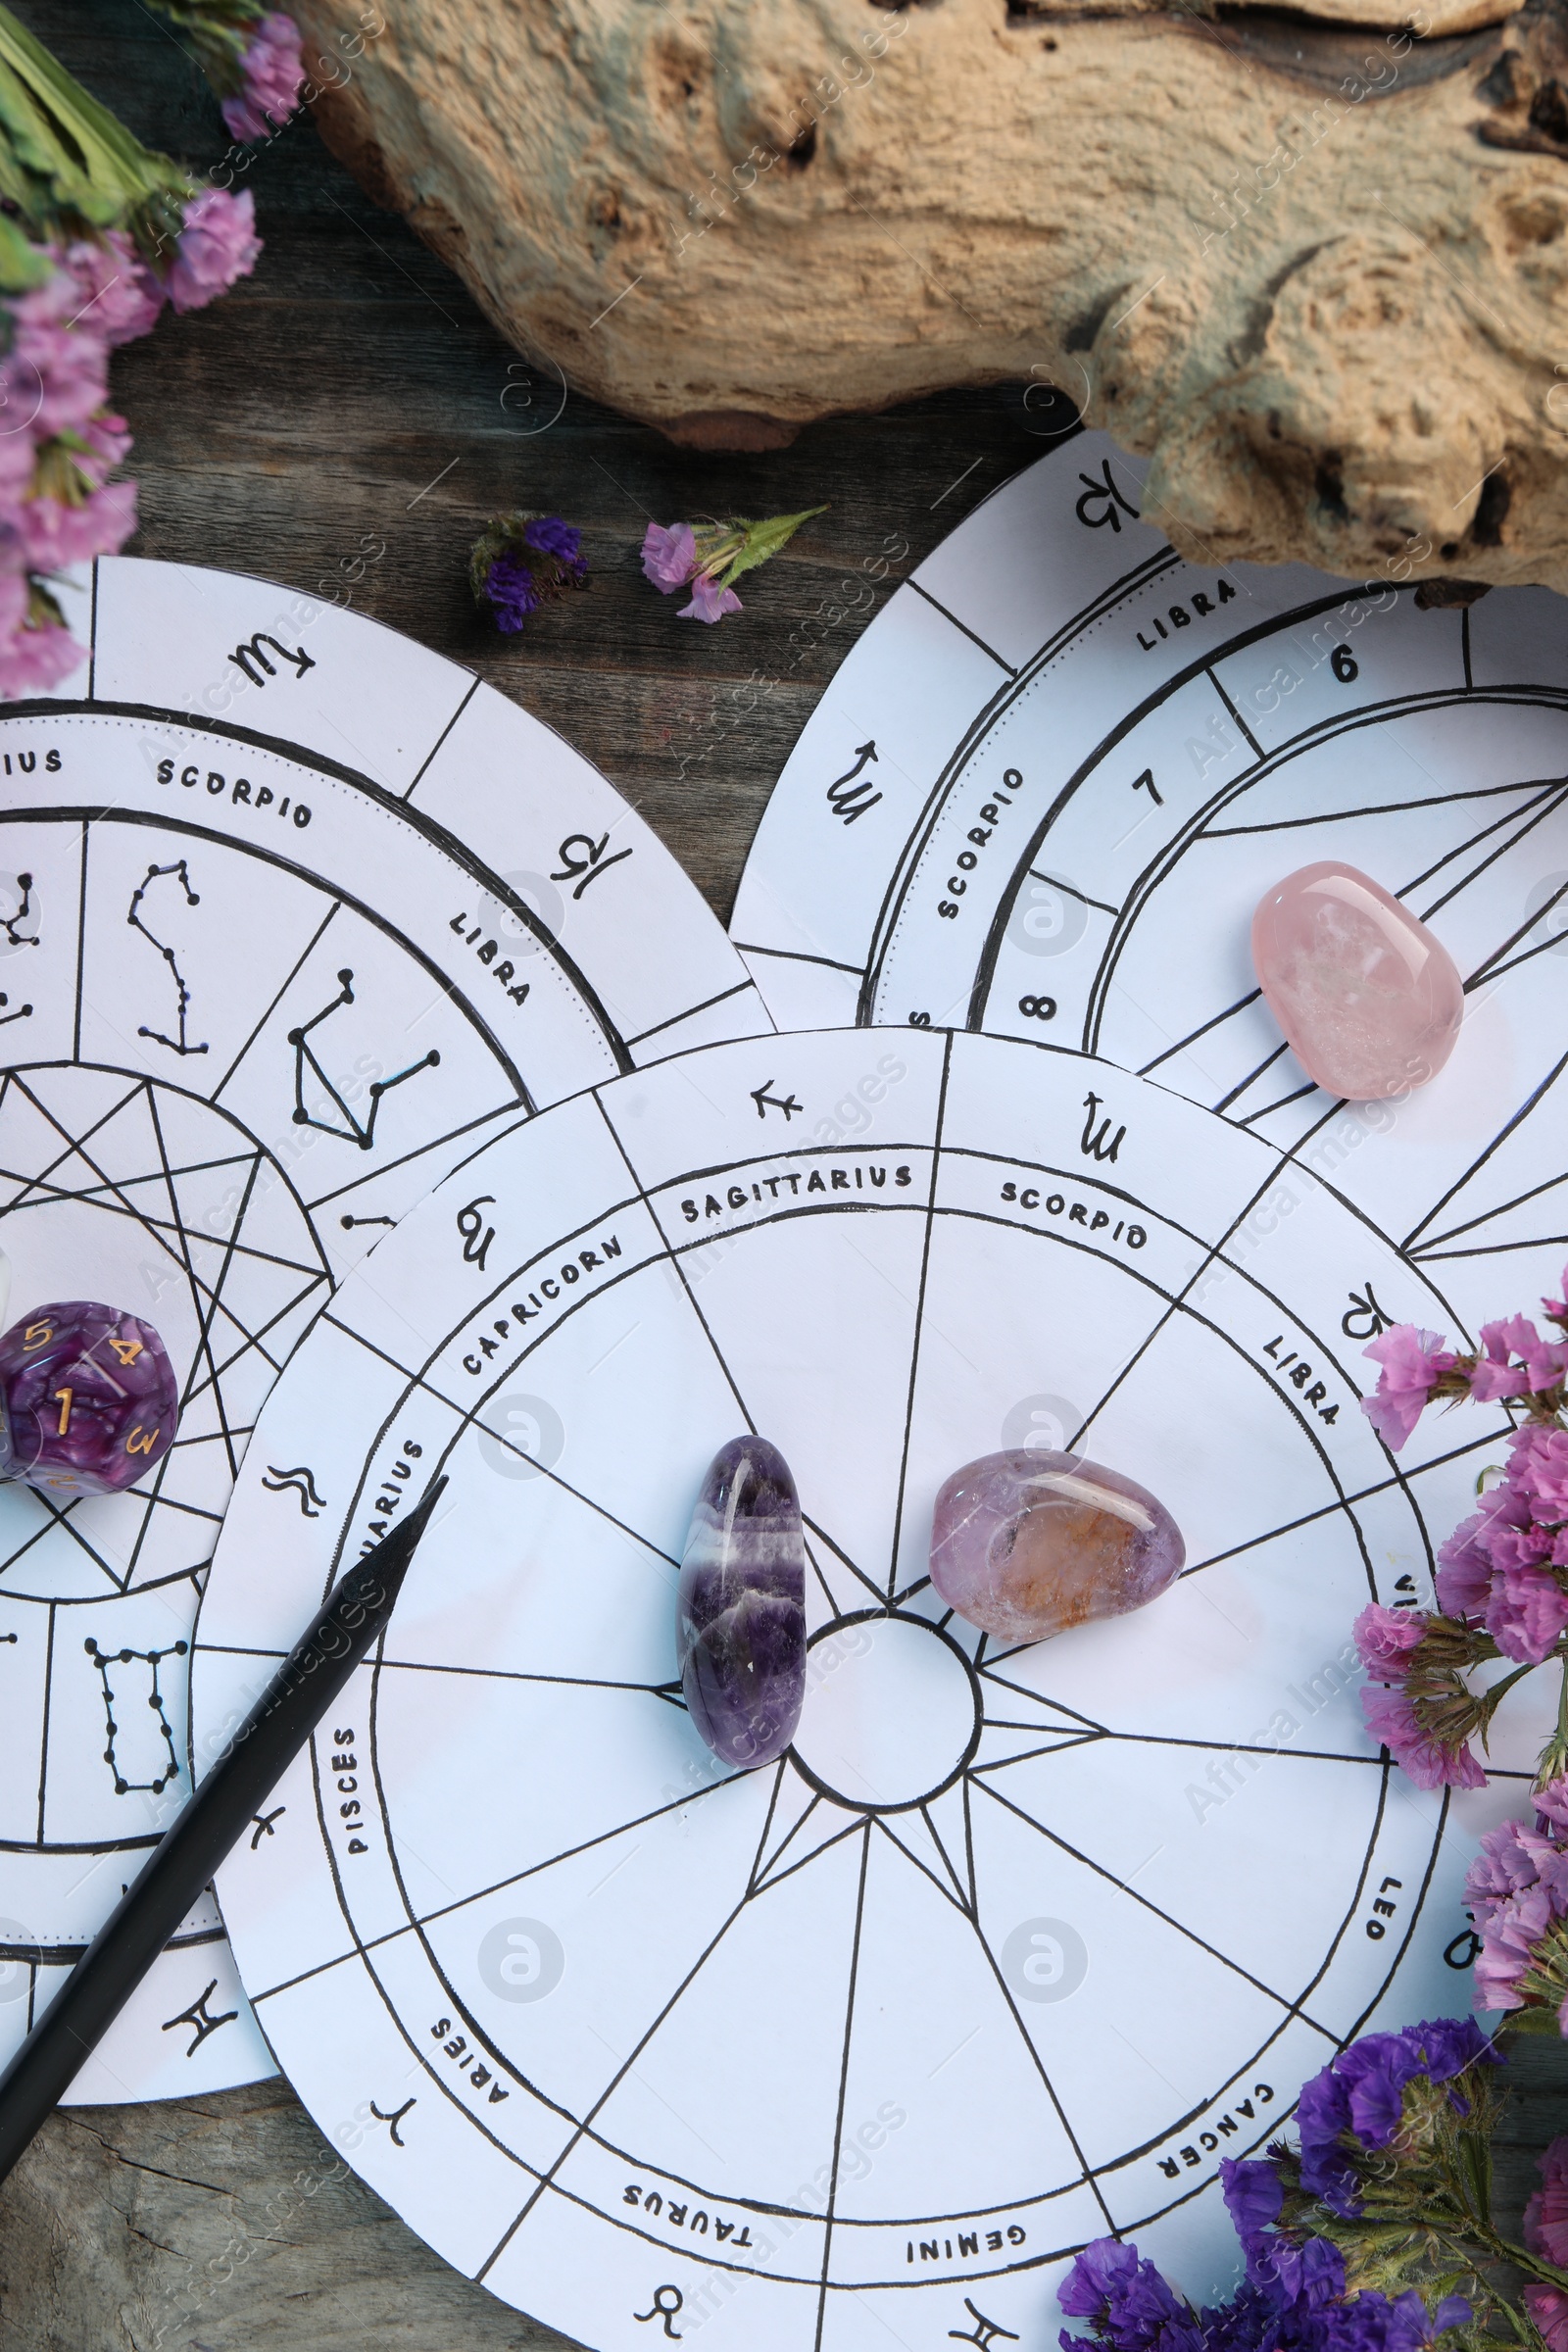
1508, 1425, 1568, 1519
1526, 2286, 1568, 2352
1436, 1511, 1496, 1618
642, 520, 698, 591
21, 480, 137, 570
0, 602, 85, 698
1360, 1326, 1456, 1451
221, 12, 305, 143
1540, 1777, 1568, 1836
1544, 1266, 1568, 1328
60, 234, 165, 348
1353, 1602, 1427, 1681
680, 576, 743, 623
4, 281, 111, 440
1360, 1685, 1486, 1790
1489, 1556, 1568, 1664
1468, 1816, 1568, 1929
1525, 2136, 1568, 2266
1472, 1884, 1553, 2009
1469, 1315, 1568, 1402
167, 189, 262, 314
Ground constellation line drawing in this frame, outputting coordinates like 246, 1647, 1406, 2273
84, 1635, 189, 1795
128, 860, 210, 1056
287, 969, 439, 1150
261, 1463, 325, 1517
0, 992, 32, 1027
0, 869, 36, 948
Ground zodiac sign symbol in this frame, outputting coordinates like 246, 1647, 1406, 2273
1080, 1090, 1126, 1164
261, 1463, 325, 1517
84, 1636, 188, 1795
229, 630, 317, 689
250, 1805, 286, 1848
128, 860, 209, 1056
368, 2094, 416, 2147
458, 1195, 496, 1270
550, 829, 633, 902
0, 869, 37, 947
287, 969, 439, 1150
634, 2286, 684, 2339
826, 739, 881, 825
1446, 1929, 1483, 1970
751, 1081, 801, 1121
1342, 1284, 1393, 1340
1074, 457, 1141, 533
162, 1978, 238, 2056
950, 2300, 1020, 2351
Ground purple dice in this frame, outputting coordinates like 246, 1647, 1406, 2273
0, 1301, 179, 1498
677, 1437, 807, 1769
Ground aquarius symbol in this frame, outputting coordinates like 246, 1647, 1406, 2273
1343, 1283, 1393, 1341
250, 1805, 286, 1847
950, 2300, 1020, 2351
369, 2095, 416, 2147
162, 1978, 238, 2056
0, 869, 36, 947
1080, 1090, 1126, 1163
261, 1462, 325, 1517
84, 1636, 188, 1794
0, 991, 31, 1028
1074, 457, 1141, 533
128, 860, 209, 1056
634, 2286, 684, 2339
287, 969, 439, 1150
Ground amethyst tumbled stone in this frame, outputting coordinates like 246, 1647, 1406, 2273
677, 1436, 807, 1768
0, 1301, 178, 1498
929, 1447, 1184, 1644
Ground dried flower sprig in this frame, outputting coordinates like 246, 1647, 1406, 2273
468, 514, 589, 634
641, 507, 825, 623
142, 3, 306, 143
0, 6, 269, 694
1060, 2021, 1568, 2352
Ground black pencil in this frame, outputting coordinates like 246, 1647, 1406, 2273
0, 1472, 449, 2186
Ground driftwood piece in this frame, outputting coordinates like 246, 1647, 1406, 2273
300, 0, 1568, 591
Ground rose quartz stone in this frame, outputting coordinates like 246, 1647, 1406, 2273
928, 1448, 1184, 1644
1250, 861, 1463, 1102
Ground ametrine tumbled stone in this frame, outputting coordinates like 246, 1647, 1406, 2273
677, 1437, 807, 1768
1251, 861, 1464, 1102
929, 1448, 1184, 1644
0, 1301, 179, 1498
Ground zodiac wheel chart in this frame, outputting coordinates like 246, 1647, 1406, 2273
194, 1026, 1522, 2352
0, 555, 770, 2102
729, 428, 1568, 1345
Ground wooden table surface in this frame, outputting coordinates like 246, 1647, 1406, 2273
1, 7, 1565, 2346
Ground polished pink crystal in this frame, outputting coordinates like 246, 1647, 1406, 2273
928, 1448, 1184, 1644
1250, 861, 1463, 1102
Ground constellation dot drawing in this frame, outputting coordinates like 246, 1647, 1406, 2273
286, 969, 440, 1150
128, 859, 209, 1058
84, 1635, 189, 1795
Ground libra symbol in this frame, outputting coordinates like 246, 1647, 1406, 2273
287, 969, 440, 1150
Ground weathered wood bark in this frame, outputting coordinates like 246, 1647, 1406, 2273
298, 0, 1568, 591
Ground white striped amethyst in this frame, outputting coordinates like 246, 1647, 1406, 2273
677, 1437, 806, 1768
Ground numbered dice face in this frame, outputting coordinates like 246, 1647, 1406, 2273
0, 1301, 178, 1497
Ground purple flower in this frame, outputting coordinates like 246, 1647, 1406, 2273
221, 12, 306, 143
1434, 1506, 1499, 1618
1489, 1556, 1568, 1664
1401, 2016, 1496, 2082
21, 479, 137, 569
1360, 1327, 1455, 1451
642, 520, 697, 590
1360, 1685, 1486, 1790
1507, 1423, 1568, 1517
1336, 2033, 1425, 2148
1528, 2284, 1568, 2352
1353, 1603, 1426, 1681
167, 188, 262, 314
1469, 1315, 1567, 1403
483, 553, 542, 632
679, 574, 743, 624
1525, 2133, 1568, 2266
1473, 1884, 1553, 2010
60, 233, 165, 348
524, 515, 585, 572
1057, 2238, 1201, 2352
1219, 2155, 1283, 2240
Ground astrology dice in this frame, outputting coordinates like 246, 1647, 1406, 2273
0, 1301, 178, 1498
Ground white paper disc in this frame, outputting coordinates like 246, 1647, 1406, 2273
0, 556, 769, 2101
193, 1027, 1521, 2350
